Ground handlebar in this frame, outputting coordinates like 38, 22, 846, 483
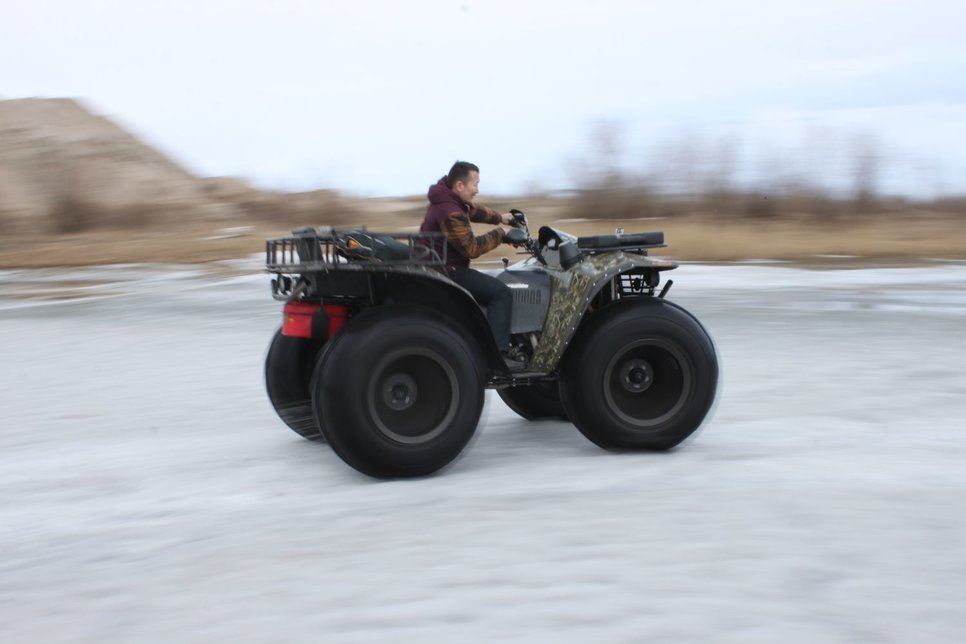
502, 209, 546, 265
504, 228, 528, 245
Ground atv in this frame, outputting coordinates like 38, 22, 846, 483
264, 211, 718, 478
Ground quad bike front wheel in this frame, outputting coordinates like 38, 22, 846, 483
312, 312, 485, 478
265, 328, 327, 440
560, 298, 718, 450
497, 381, 568, 421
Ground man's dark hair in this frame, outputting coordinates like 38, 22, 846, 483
446, 161, 479, 188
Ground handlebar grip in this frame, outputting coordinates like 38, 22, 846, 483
504, 228, 528, 245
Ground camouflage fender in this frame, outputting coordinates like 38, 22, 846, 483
528, 253, 677, 372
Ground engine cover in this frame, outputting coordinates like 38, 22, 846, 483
492, 269, 552, 334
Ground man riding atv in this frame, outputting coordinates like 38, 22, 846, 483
420, 161, 524, 370
264, 176, 718, 478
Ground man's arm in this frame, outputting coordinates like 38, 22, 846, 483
468, 204, 503, 225
441, 212, 504, 259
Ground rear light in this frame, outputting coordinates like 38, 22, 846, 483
324, 303, 349, 336
282, 301, 318, 338
281, 302, 350, 339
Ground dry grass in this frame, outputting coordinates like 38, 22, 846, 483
475, 214, 966, 265
1, 197, 964, 269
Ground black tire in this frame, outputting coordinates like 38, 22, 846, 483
560, 298, 718, 450
265, 328, 327, 440
313, 313, 484, 478
497, 381, 568, 421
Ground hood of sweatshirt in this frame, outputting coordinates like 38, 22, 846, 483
427, 176, 469, 210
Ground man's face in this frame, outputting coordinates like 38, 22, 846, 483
453, 171, 480, 203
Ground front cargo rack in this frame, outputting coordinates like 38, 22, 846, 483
576, 231, 666, 254
266, 227, 447, 273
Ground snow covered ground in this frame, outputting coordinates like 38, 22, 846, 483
2, 260, 965, 642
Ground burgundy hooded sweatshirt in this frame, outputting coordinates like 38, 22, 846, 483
420, 177, 504, 271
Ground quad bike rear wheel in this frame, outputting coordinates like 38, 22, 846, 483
560, 298, 718, 450
312, 311, 484, 478
265, 328, 327, 440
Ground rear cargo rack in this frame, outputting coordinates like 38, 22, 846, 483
266, 228, 448, 301
266, 227, 447, 273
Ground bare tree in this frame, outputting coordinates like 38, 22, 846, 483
850, 132, 882, 211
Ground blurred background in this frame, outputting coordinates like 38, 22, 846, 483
2, 0, 965, 265
3, 2, 966, 641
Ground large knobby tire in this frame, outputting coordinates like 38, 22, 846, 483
497, 381, 568, 421
312, 314, 484, 478
265, 328, 327, 440
560, 298, 718, 450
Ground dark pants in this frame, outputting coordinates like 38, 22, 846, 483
449, 267, 512, 352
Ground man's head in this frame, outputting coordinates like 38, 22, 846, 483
447, 161, 480, 203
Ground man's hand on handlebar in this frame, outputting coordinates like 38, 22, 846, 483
500, 210, 528, 227
500, 208, 528, 246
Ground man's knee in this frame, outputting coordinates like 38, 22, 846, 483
480, 276, 511, 308
473, 272, 508, 303
493, 281, 512, 303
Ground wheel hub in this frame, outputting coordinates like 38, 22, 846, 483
383, 374, 417, 411
603, 339, 692, 428
368, 348, 459, 444
620, 359, 654, 393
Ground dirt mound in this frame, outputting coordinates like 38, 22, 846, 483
0, 98, 356, 236
0, 98, 212, 231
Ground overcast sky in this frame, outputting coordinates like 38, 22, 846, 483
2, 0, 965, 196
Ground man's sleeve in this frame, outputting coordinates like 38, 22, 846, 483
441, 212, 503, 259
469, 205, 503, 225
